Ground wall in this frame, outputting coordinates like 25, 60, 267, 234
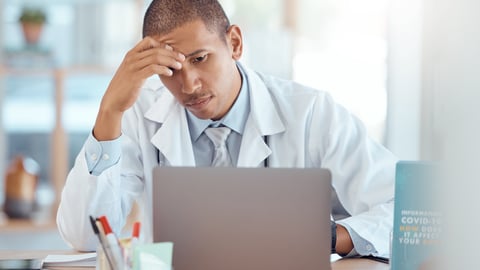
385, 0, 423, 160
420, 0, 480, 268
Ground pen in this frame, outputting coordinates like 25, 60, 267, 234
124, 221, 141, 269
131, 221, 141, 247
95, 218, 114, 268
98, 215, 124, 269
89, 215, 115, 270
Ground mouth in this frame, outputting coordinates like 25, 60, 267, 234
185, 96, 212, 110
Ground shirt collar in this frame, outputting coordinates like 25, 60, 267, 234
187, 63, 250, 142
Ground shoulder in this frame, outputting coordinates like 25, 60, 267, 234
133, 77, 173, 109
123, 76, 175, 122
137, 76, 170, 103
243, 66, 336, 110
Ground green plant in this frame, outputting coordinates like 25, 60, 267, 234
19, 7, 47, 24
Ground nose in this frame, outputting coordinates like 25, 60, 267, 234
179, 69, 201, 94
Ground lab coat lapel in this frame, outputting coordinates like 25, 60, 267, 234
144, 92, 195, 166
237, 67, 285, 167
237, 117, 271, 167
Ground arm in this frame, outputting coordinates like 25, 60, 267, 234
336, 224, 354, 256
311, 93, 397, 257
56, 37, 185, 250
94, 37, 185, 140
56, 132, 145, 251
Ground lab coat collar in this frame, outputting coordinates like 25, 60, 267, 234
237, 65, 285, 167
143, 63, 286, 167
241, 63, 285, 136
144, 91, 196, 166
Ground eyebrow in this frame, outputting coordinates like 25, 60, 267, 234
184, 49, 208, 58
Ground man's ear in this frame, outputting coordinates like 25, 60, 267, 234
226, 25, 243, 60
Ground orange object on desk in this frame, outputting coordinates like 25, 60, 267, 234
3, 156, 39, 219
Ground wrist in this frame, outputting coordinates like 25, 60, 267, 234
335, 224, 354, 256
93, 106, 123, 141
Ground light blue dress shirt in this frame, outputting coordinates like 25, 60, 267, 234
186, 64, 250, 167
85, 134, 122, 176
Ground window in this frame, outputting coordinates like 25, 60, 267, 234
0, 0, 141, 217
225, 0, 388, 142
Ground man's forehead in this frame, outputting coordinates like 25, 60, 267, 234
152, 21, 222, 55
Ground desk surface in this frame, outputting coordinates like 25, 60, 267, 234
0, 250, 389, 270
332, 257, 389, 270
0, 250, 390, 270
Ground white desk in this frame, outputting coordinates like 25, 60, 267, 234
0, 250, 389, 270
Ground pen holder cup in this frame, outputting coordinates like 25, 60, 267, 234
97, 241, 174, 270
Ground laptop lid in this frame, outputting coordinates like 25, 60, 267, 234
152, 167, 332, 270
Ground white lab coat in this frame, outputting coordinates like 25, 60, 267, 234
57, 65, 397, 257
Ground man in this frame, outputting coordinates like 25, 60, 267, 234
57, 0, 397, 258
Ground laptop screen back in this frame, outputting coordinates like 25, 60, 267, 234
152, 167, 332, 270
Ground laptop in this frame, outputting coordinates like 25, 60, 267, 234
152, 167, 332, 270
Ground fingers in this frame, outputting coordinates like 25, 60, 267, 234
137, 47, 184, 71
129, 37, 185, 77
133, 36, 161, 53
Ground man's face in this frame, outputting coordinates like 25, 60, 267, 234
156, 20, 243, 120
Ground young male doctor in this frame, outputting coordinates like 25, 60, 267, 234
57, 0, 398, 258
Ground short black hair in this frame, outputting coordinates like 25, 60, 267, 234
143, 0, 230, 38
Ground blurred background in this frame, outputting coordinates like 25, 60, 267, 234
0, 0, 478, 263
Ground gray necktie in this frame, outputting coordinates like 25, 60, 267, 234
204, 127, 233, 167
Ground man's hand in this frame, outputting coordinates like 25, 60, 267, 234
93, 37, 185, 141
335, 224, 354, 256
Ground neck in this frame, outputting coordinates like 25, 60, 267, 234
213, 63, 242, 121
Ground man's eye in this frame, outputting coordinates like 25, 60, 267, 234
193, 55, 208, 63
